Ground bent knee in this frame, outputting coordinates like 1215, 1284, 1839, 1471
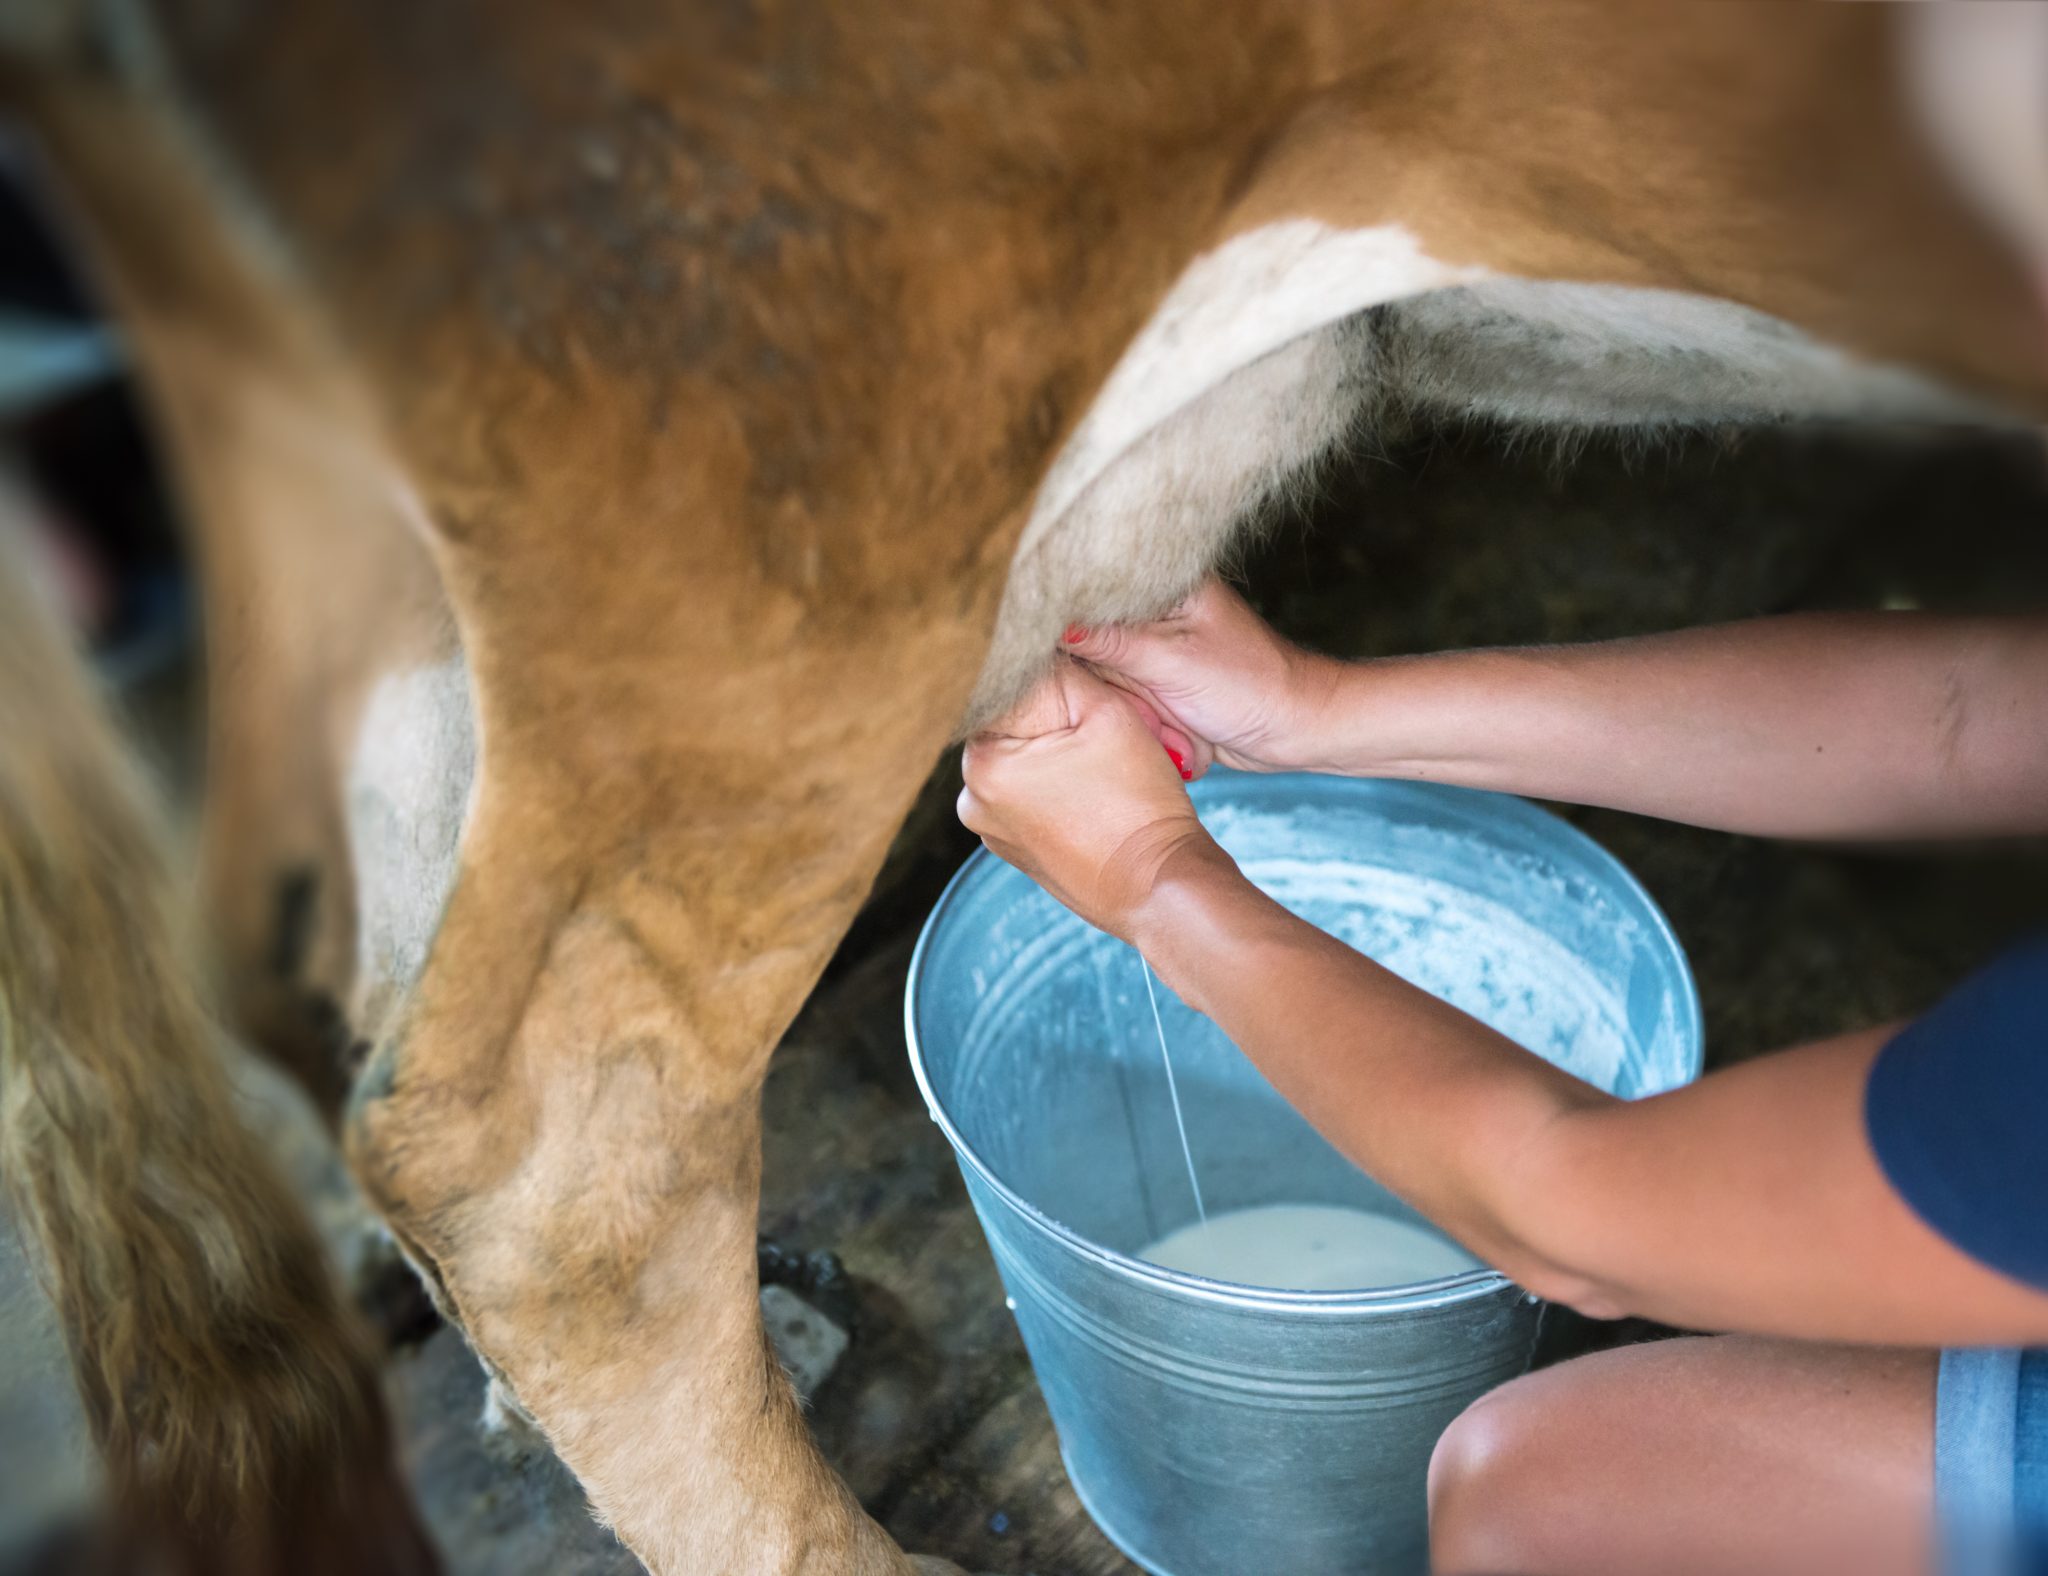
1428, 1374, 1558, 1575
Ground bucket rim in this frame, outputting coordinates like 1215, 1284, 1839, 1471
904, 772, 1704, 1313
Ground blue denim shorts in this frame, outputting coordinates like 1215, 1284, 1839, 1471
1937, 1347, 2048, 1575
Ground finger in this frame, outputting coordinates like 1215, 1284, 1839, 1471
1156, 719, 1198, 782
1059, 577, 1216, 658
1060, 617, 1175, 677
1127, 692, 1195, 780
1107, 681, 1195, 780
1084, 663, 1186, 741
1084, 660, 1160, 711
1058, 620, 1128, 665
1116, 683, 1170, 742
1059, 670, 1205, 797
1057, 659, 1174, 735
1088, 665, 1212, 780
1060, 604, 1200, 697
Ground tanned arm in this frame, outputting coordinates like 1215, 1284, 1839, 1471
960, 656, 2048, 1349
1132, 837, 2048, 1346
1063, 582, 2048, 840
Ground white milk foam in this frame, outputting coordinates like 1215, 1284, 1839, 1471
1141, 1203, 1479, 1290
1198, 799, 1658, 1096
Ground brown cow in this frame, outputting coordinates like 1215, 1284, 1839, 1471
1, 2, 2043, 1572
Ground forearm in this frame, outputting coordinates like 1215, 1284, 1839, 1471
1523, 1030, 2048, 1344
1131, 840, 1615, 1291
1131, 842, 2048, 1343
1297, 613, 2048, 839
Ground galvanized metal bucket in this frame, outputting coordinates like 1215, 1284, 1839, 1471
906, 772, 1702, 1576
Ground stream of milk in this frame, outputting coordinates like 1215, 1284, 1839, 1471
1139, 955, 1207, 1223
1141, 1203, 1479, 1290
1127, 840, 1511, 1289
1131, 947, 1479, 1289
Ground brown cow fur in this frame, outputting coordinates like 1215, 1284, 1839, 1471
2, 2, 2044, 1573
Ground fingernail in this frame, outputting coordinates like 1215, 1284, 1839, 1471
1165, 746, 1191, 781
1061, 624, 1088, 644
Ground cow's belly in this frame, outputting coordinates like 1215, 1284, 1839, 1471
339, 227, 1994, 1019
1381, 278, 1980, 430
968, 219, 1991, 725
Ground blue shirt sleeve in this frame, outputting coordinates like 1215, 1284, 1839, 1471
1864, 936, 2048, 1293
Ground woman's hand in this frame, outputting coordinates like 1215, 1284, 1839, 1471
1060, 578, 1340, 779
958, 659, 1221, 943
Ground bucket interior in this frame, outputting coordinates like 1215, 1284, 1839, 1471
909, 774, 1702, 1284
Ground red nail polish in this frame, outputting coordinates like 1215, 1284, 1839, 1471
1166, 746, 1188, 777
1062, 624, 1088, 644
1178, 765, 1194, 781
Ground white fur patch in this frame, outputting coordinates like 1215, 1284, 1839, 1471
1380, 278, 1978, 429
1027, 222, 1487, 536
969, 221, 1483, 720
344, 658, 478, 1040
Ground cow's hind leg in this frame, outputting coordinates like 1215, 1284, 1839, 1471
347, 758, 969, 1573
344, 483, 994, 1570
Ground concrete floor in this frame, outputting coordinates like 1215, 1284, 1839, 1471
3, 419, 2045, 1575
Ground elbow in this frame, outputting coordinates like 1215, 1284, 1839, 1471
1474, 1118, 1637, 1322
1452, 1207, 1633, 1319
1499, 1248, 1634, 1322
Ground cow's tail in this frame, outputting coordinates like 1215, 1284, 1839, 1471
0, 527, 433, 1572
